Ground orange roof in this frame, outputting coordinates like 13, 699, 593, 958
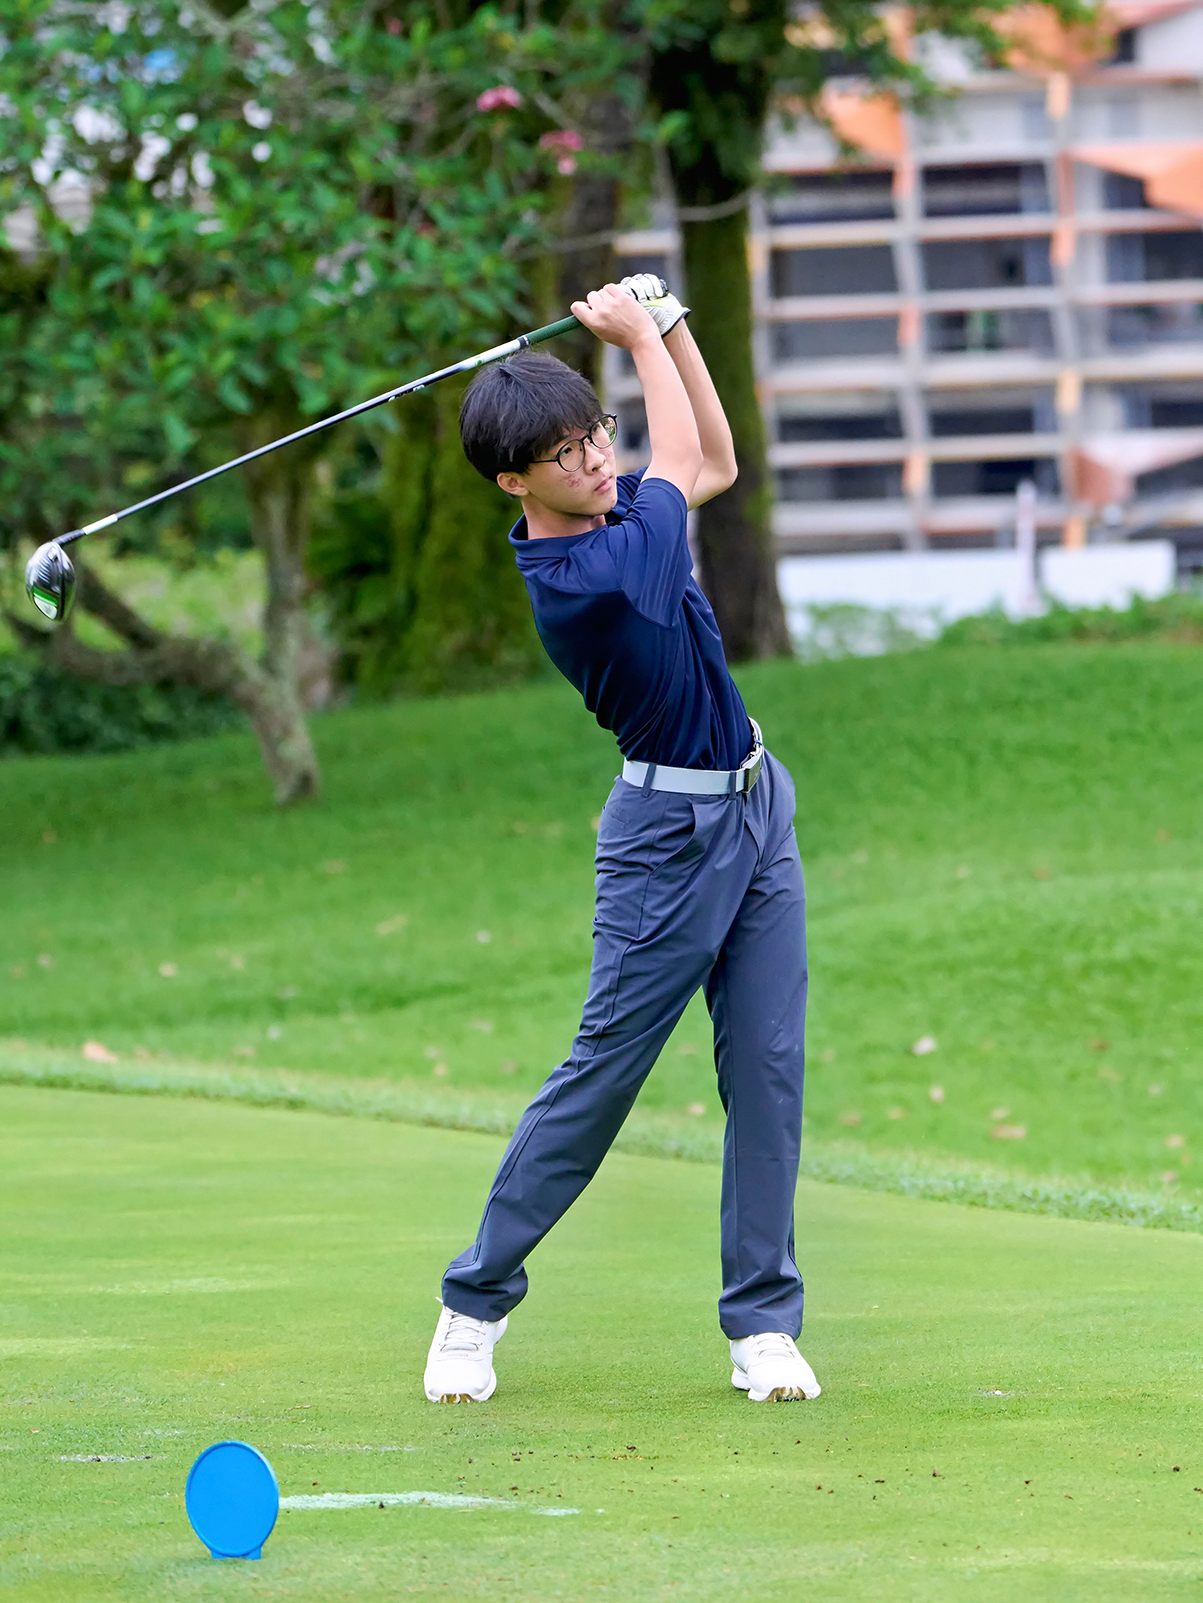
995, 3, 1117, 74
819, 87, 906, 163
1072, 140, 1203, 216
1104, 0, 1198, 26
1072, 429, 1203, 502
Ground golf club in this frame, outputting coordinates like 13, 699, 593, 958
23, 310, 589, 623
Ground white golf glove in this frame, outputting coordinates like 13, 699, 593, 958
618, 272, 690, 337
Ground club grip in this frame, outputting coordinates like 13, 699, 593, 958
523, 315, 581, 346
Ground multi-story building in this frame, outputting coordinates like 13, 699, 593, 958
608, 2, 1203, 568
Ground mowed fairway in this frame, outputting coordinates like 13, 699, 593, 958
2, 1085, 1200, 1602
2, 644, 1202, 1197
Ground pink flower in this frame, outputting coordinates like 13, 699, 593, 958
557, 155, 577, 175
476, 85, 522, 112
538, 128, 584, 152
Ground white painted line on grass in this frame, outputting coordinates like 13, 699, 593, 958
280, 1491, 578, 1516
284, 1443, 417, 1452
60, 1454, 156, 1462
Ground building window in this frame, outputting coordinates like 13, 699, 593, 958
776, 463, 904, 502
922, 236, 1052, 290
1105, 26, 1138, 63
767, 170, 895, 224
932, 458, 1060, 497
1106, 230, 1203, 283
773, 318, 899, 361
926, 308, 1055, 354
927, 386, 1056, 435
777, 394, 903, 441
1102, 171, 1148, 210
1104, 302, 1203, 347
928, 405, 1040, 437
1118, 384, 1203, 429
771, 244, 897, 297
922, 163, 1050, 217
1137, 455, 1203, 495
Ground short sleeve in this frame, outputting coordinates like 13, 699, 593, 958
602, 476, 691, 628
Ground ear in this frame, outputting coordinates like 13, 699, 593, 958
496, 471, 529, 499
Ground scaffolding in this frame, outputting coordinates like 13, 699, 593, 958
607, 1, 1203, 566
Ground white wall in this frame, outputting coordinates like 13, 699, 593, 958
1041, 542, 1177, 609
777, 541, 1178, 649
1140, 9, 1203, 74
778, 550, 1033, 642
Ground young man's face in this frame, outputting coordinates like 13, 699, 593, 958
496, 417, 618, 521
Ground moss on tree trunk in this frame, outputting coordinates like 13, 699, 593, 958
378, 374, 541, 694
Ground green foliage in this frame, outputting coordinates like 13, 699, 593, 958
938, 591, 1203, 649
792, 602, 928, 661
0, 0, 642, 751
647, 0, 791, 203
0, 653, 241, 756
0, 1, 608, 549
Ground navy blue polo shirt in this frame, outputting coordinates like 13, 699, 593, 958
509, 470, 752, 770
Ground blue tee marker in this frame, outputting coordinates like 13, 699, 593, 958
185, 1441, 279, 1560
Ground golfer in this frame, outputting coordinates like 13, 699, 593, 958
424, 276, 819, 1405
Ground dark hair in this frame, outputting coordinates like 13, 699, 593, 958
459, 350, 602, 482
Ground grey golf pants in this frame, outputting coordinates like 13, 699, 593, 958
441, 748, 807, 1338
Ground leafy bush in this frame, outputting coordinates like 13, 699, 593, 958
937, 591, 1203, 649
790, 602, 930, 662
0, 656, 242, 757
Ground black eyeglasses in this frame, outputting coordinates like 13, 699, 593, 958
531, 415, 618, 472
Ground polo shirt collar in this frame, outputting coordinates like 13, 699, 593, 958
508, 507, 622, 550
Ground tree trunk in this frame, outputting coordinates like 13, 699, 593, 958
680, 207, 790, 660
7, 418, 325, 805
648, 0, 792, 662
239, 420, 322, 804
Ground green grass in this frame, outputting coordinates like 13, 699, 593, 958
2, 1042, 1200, 1234
1, 643, 1201, 1205
2, 1084, 1201, 1602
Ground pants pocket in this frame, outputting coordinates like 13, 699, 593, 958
594, 791, 702, 941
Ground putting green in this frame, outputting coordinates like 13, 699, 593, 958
1, 1086, 1200, 1601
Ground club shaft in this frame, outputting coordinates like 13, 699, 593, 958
61, 314, 582, 546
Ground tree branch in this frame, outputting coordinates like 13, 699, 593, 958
4, 607, 254, 697
74, 561, 165, 651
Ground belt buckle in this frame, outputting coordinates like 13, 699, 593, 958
739, 746, 763, 794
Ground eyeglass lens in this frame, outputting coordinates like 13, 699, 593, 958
557, 417, 617, 470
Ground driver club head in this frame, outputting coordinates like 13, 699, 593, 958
25, 540, 77, 623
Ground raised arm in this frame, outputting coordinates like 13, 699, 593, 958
662, 321, 738, 510
570, 285, 703, 504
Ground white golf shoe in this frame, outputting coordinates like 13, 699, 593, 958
730, 1332, 822, 1402
423, 1304, 507, 1403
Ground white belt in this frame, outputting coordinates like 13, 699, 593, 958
622, 719, 763, 797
